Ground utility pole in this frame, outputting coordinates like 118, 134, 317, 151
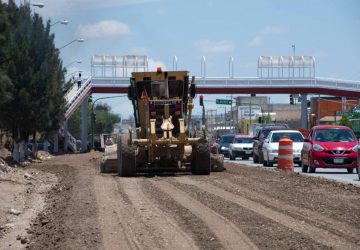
292, 44, 295, 78
90, 95, 127, 149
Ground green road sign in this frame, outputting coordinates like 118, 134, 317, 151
216, 99, 232, 105
336, 111, 360, 116
336, 111, 349, 115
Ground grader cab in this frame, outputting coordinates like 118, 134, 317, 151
117, 69, 212, 176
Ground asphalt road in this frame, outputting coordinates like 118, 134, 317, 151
225, 157, 360, 186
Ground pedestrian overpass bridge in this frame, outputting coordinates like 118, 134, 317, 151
65, 76, 360, 120
61, 55, 360, 152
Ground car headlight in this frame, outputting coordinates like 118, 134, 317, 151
271, 149, 278, 153
313, 144, 324, 152
221, 146, 228, 150
352, 144, 359, 152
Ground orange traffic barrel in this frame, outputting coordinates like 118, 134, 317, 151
278, 136, 293, 172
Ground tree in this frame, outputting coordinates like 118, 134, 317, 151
338, 115, 352, 129
0, 1, 14, 128
94, 103, 121, 134
68, 103, 121, 139
0, 1, 65, 160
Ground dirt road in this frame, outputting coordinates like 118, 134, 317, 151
1, 152, 360, 249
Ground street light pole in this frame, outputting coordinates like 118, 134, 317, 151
31, 3, 44, 8
59, 38, 85, 50
51, 19, 69, 27
292, 44, 296, 57
90, 95, 127, 150
292, 44, 295, 78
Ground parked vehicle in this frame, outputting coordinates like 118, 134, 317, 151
262, 130, 304, 167
217, 134, 235, 158
210, 140, 218, 154
301, 125, 359, 173
253, 124, 288, 164
228, 135, 254, 160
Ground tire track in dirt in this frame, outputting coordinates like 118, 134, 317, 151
148, 179, 259, 250
214, 178, 360, 242
94, 175, 139, 250
142, 179, 223, 250
119, 178, 198, 250
176, 177, 359, 250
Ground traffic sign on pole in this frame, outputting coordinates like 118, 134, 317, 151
216, 99, 232, 105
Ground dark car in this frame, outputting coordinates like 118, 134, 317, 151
253, 124, 288, 164
217, 134, 235, 158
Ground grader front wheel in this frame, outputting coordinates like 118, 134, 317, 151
192, 142, 211, 175
117, 134, 136, 177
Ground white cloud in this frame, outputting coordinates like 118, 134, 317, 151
248, 25, 288, 47
193, 39, 234, 53
76, 21, 131, 39
147, 58, 167, 71
248, 35, 262, 47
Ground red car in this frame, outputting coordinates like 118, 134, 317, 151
301, 125, 359, 173
210, 140, 218, 154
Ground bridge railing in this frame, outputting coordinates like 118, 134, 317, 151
64, 76, 360, 120
195, 77, 318, 87
65, 77, 92, 119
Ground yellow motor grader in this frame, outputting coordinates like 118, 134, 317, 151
113, 68, 223, 176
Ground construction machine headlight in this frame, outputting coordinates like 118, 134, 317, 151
313, 144, 324, 152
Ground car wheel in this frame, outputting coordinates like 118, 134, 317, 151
253, 152, 259, 163
347, 168, 354, 174
308, 156, 316, 173
263, 159, 268, 166
268, 157, 273, 167
229, 152, 235, 161
259, 152, 264, 164
301, 164, 308, 173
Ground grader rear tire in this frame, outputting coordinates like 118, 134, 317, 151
192, 142, 211, 175
117, 134, 136, 177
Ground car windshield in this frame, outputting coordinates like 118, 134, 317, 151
221, 136, 234, 143
271, 132, 304, 142
314, 129, 356, 142
234, 138, 253, 143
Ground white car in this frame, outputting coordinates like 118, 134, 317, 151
228, 135, 254, 160
262, 130, 304, 167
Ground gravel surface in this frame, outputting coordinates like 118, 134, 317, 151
1, 152, 359, 249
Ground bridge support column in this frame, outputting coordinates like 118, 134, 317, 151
301, 93, 308, 129
81, 98, 88, 152
64, 120, 68, 152
53, 132, 59, 153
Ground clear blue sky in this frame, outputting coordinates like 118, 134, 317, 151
14, 0, 360, 118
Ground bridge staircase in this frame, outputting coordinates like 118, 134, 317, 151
58, 78, 92, 152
